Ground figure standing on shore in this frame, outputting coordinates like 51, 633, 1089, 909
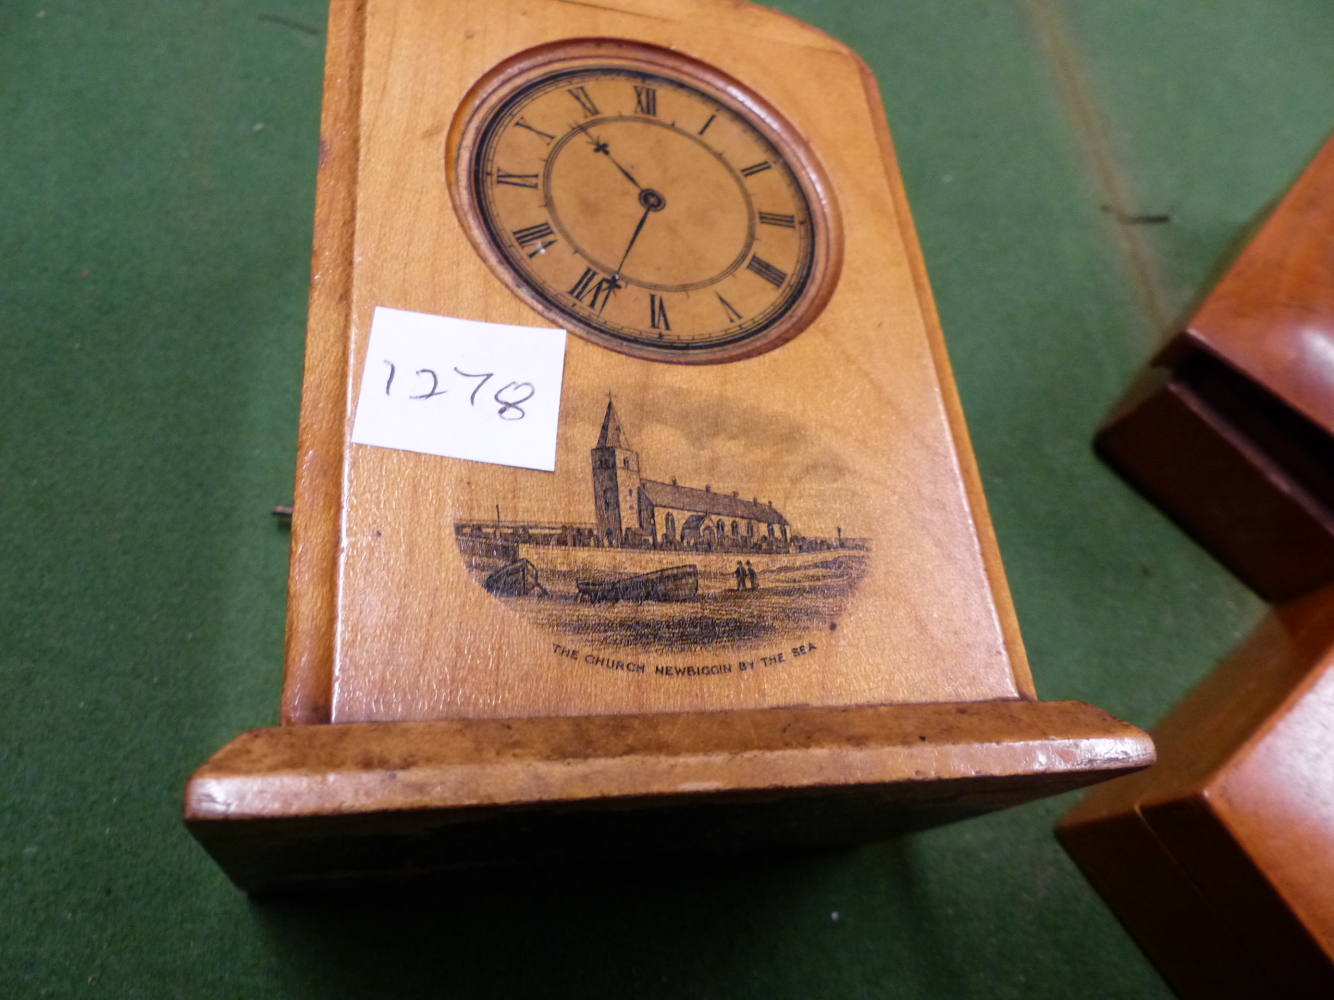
746, 560, 759, 590
734, 561, 748, 590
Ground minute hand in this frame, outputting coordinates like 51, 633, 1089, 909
613, 207, 652, 276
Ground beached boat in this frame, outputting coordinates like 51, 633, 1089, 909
576, 564, 699, 604
483, 559, 547, 597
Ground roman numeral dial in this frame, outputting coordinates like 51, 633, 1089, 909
512, 222, 558, 257
456, 42, 838, 364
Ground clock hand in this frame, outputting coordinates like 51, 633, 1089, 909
612, 188, 668, 277
614, 206, 653, 277
569, 121, 643, 190
599, 147, 642, 190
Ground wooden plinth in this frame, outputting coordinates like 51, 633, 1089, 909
1096, 131, 1334, 601
188, 699, 1150, 892
1058, 586, 1334, 999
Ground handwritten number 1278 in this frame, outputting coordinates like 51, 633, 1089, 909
382, 361, 535, 420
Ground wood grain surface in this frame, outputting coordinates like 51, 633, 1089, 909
1059, 585, 1334, 998
280, 0, 1035, 724
1183, 131, 1334, 435
1095, 131, 1334, 600
187, 698, 1151, 890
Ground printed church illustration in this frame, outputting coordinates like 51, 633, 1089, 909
453, 397, 866, 637
591, 400, 791, 551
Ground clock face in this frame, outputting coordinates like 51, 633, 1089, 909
448, 41, 842, 364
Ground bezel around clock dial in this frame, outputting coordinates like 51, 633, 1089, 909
447, 38, 843, 365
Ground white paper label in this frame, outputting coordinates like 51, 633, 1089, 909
350, 307, 567, 472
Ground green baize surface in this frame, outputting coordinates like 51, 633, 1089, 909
3, 1, 1331, 996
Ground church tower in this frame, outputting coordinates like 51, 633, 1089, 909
591, 399, 641, 547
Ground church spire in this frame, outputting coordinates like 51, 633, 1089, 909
596, 398, 630, 450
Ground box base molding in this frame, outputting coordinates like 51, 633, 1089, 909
186, 699, 1152, 892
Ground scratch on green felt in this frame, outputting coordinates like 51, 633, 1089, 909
1025, 0, 1173, 344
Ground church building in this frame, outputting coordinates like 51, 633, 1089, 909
590, 400, 791, 551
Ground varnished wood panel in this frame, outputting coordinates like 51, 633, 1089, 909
281, 0, 1035, 724
279, 0, 366, 726
187, 698, 1151, 890
1059, 586, 1334, 998
1095, 131, 1334, 600
1184, 131, 1334, 436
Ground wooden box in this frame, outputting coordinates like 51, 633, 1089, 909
1058, 585, 1334, 999
183, 0, 1151, 892
1096, 132, 1334, 601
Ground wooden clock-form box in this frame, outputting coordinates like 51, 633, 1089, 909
183, 0, 1153, 891
1058, 585, 1334, 999
1096, 131, 1334, 601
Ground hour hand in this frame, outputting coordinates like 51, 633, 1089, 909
571, 122, 642, 189
600, 148, 642, 190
